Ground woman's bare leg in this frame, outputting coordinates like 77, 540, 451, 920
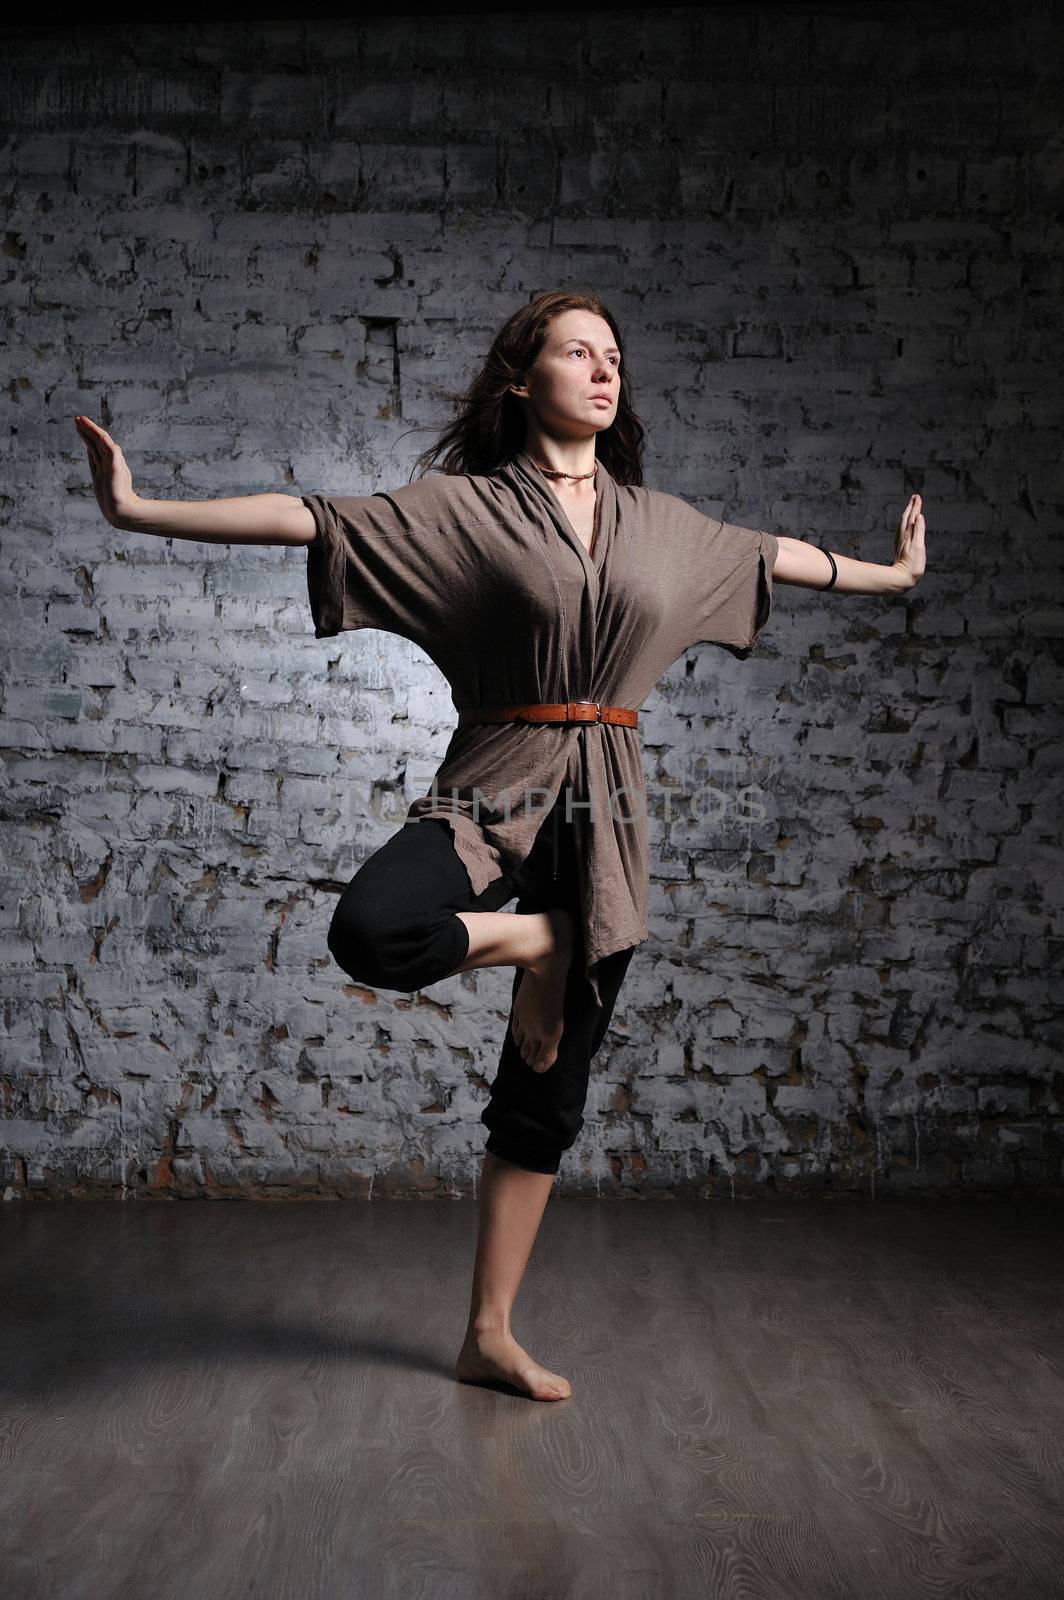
451, 908, 576, 1073
451, 908, 558, 972
454, 1151, 572, 1401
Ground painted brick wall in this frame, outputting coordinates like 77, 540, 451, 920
2, 4, 1061, 1198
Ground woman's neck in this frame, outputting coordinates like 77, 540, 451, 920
523, 434, 597, 482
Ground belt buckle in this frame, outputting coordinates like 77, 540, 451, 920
571, 700, 601, 724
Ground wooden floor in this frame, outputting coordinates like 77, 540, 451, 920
1, 1196, 1062, 1600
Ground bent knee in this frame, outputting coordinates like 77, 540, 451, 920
328, 895, 399, 985
327, 896, 464, 991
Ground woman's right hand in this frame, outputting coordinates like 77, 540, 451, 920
74, 415, 141, 528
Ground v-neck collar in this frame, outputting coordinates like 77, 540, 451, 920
512, 448, 610, 579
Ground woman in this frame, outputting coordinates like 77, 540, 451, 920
74, 289, 927, 1403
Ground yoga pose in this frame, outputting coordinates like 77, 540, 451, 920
75, 288, 927, 1402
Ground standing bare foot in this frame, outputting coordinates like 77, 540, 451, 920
455, 1326, 572, 1400
512, 907, 575, 1072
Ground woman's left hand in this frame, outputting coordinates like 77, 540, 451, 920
893, 493, 927, 590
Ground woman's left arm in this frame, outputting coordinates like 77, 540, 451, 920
771, 492, 926, 595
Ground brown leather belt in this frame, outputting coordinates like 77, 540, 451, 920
456, 700, 639, 729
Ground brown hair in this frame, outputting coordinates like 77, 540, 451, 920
408, 289, 645, 486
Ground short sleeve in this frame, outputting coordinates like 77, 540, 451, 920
686, 518, 778, 659
648, 488, 778, 661
301, 476, 471, 647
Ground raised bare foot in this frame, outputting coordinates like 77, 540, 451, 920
512, 907, 575, 1072
455, 1326, 572, 1401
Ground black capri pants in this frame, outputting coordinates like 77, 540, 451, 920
325, 794, 635, 1176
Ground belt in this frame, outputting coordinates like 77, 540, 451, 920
456, 700, 639, 729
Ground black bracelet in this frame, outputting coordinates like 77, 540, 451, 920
819, 548, 838, 590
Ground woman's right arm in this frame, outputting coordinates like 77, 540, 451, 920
74, 415, 316, 547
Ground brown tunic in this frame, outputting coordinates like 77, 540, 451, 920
302, 447, 778, 1005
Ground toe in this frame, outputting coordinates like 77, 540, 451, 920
542, 1377, 571, 1399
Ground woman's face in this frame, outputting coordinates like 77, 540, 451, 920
510, 309, 621, 440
